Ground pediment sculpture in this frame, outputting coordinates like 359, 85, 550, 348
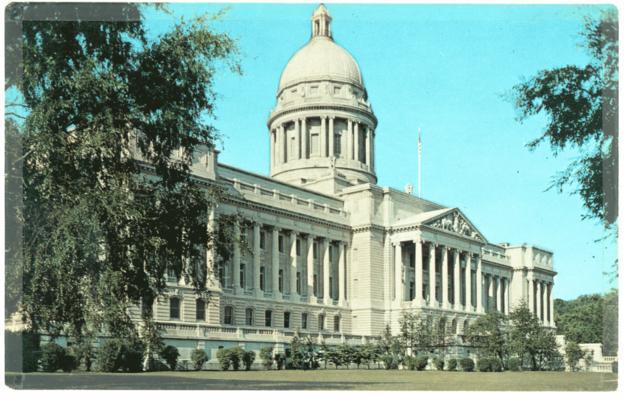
429, 211, 482, 240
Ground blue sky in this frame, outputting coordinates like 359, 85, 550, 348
143, 2, 616, 300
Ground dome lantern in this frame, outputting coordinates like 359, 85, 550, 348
312, 4, 332, 38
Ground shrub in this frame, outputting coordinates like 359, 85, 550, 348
260, 347, 274, 370
447, 358, 457, 371
160, 345, 180, 371
433, 357, 445, 371
61, 353, 77, 372
41, 343, 66, 372
477, 358, 492, 372
242, 350, 256, 371
147, 358, 170, 371
507, 357, 521, 371
404, 356, 417, 370
274, 352, 285, 370
191, 349, 208, 371
216, 348, 231, 371
71, 342, 94, 372
490, 358, 503, 372
415, 355, 429, 371
230, 347, 244, 371
459, 357, 474, 372
97, 340, 123, 372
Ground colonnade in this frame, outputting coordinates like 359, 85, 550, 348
270, 115, 374, 170
225, 221, 348, 306
391, 239, 510, 315
527, 273, 555, 326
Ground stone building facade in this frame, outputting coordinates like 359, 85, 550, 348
138, 4, 557, 363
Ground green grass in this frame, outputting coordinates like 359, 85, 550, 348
6, 369, 617, 390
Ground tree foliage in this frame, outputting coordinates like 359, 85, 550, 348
508, 302, 561, 370
466, 312, 508, 368
5, 3, 239, 344
511, 10, 618, 228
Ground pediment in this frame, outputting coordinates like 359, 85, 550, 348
425, 208, 486, 242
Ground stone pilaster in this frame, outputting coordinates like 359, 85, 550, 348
322, 238, 331, 304
272, 227, 280, 299
253, 223, 261, 296
442, 247, 449, 309
429, 243, 436, 307
465, 253, 472, 311
476, 255, 483, 313
453, 249, 461, 311
307, 235, 315, 301
232, 221, 241, 293
290, 231, 298, 301
413, 240, 423, 306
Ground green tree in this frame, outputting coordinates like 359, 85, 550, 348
466, 312, 508, 369
564, 341, 584, 371
508, 302, 560, 370
5, 3, 239, 345
511, 10, 618, 229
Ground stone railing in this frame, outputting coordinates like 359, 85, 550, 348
156, 321, 369, 346
228, 177, 348, 218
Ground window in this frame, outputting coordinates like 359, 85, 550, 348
260, 231, 265, 250
265, 310, 272, 327
318, 314, 325, 331
260, 266, 265, 291
240, 264, 245, 289
284, 312, 290, 328
169, 297, 180, 320
302, 313, 308, 329
196, 298, 206, 321
224, 306, 233, 325
218, 266, 225, 287
167, 268, 177, 283
409, 281, 415, 300
334, 315, 341, 332
141, 297, 153, 318
296, 272, 301, 295
278, 235, 284, 253
245, 308, 254, 326
329, 277, 333, 299
278, 270, 284, 293
296, 239, 301, 256
313, 243, 318, 258
313, 274, 318, 297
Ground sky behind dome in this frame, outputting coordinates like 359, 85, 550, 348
143, 2, 616, 300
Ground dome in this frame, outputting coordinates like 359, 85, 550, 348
278, 38, 363, 91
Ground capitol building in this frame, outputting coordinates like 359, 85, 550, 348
141, 5, 556, 363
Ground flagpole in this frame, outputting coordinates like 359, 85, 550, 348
418, 128, 422, 198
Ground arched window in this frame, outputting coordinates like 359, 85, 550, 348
224, 305, 233, 325
169, 297, 180, 320
245, 308, 254, 326
195, 298, 206, 321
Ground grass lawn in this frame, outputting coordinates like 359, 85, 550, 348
5, 369, 618, 391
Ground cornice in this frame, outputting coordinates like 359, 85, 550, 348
268, 103, 378, 128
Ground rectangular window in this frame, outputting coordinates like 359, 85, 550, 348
169, 298, 180, 320
313, 243, 318, 258
278, 270, 284, 293
284, 312, 290, 328
260, 231, 265, 250
196, 298, 206, 321
260, 267, 265, 291
240, 264, 245, 289
313, 274, 318, 297
318, 314, 325, 331
265, 310, 272, 327
296, 272, 301, 295
245, 308, 254, 326
167, 268, 177, 283
224, 306, 233, 325
141, 297, 153, 318
334, 315, 340, 332
302, 313, 308, 329
296, 239, 301, 256
278, 235, 284, 253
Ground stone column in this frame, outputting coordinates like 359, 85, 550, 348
527, 273, 535, 315
413, 240, 423, 306
453, 249, 461, 311
496, 276, 502, 313
542, 281, 549, 326
394, 242, 403, 302
347, 119, 353, 160
354, 121, 360, 161
476, 255, 484, 313
290, 231, 298, 301
549, 283, 555, 326
442, 247, 449, 309
503, 278, 509, 315
272, 227, 280, 298
270, 130, 275, 167
465, 253, 472, 311
429, 243, 436, 306
206, 206, 217, 288
365, 126, 371, 168
321, 116, 327, 157
329, 117, 335, 157
232, 221, 241, 293
322, 239, 331, 304
307, 235, 315, 301
338, 242, 346, 304
279, 125, 286, 164
371, 130, 376, 172
253, 223, 261, 296
302, 118, 308, 159
295, 119, 301, 160
535, 279, 541, 319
